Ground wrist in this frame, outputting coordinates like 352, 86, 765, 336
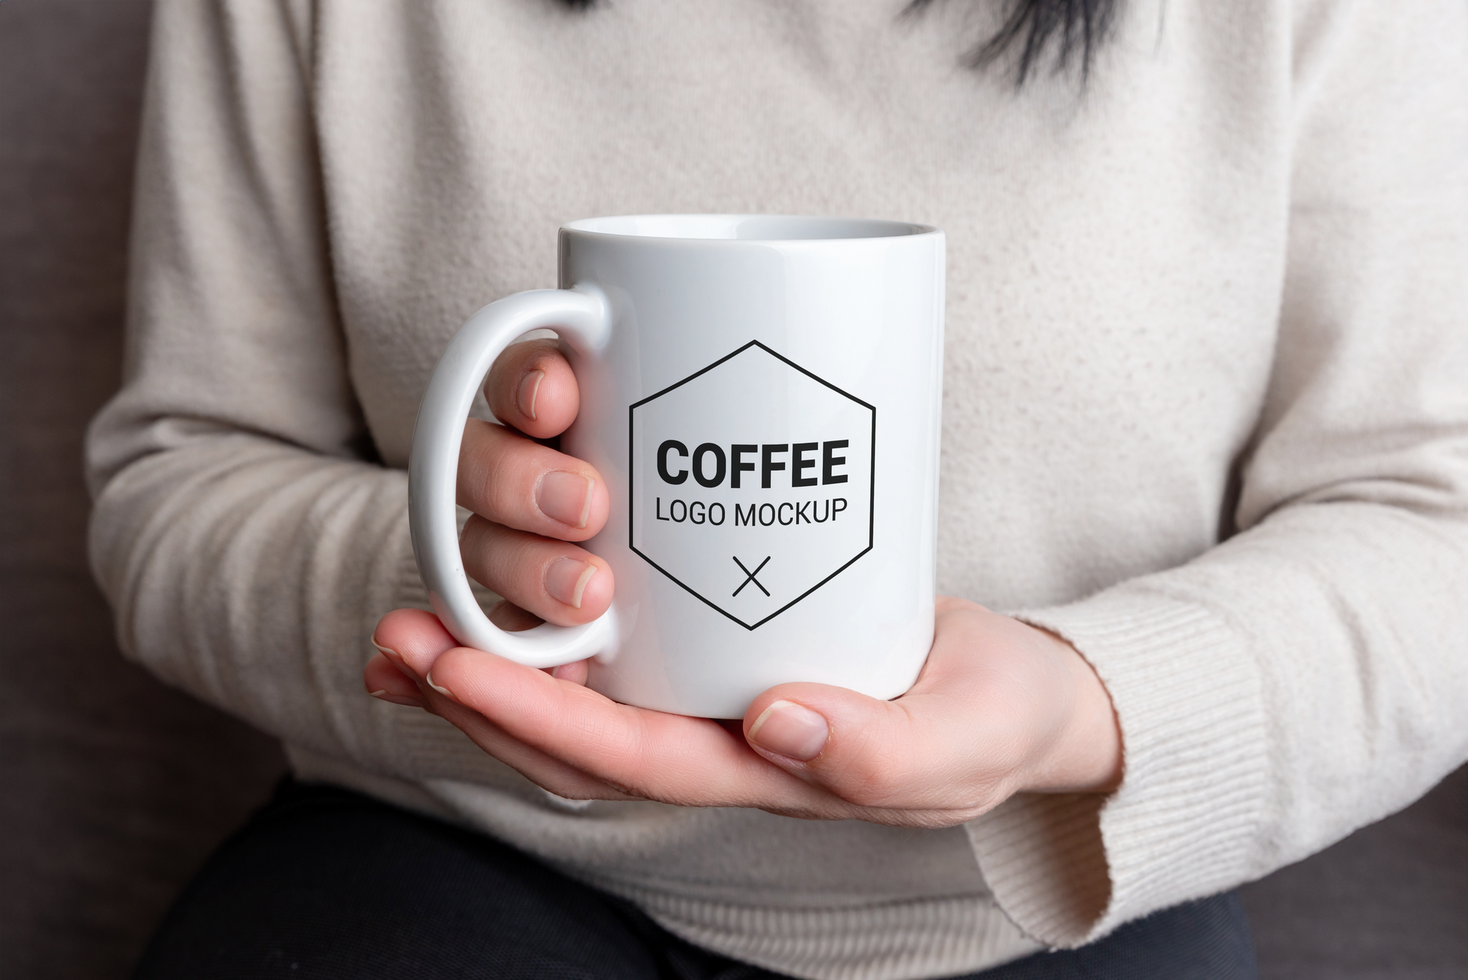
1025, 627, 1124, 795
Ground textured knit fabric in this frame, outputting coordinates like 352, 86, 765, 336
133, 780, 1257, 980
87, 2, 1468, 979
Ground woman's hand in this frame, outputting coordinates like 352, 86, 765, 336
366, 599, 1121, 826
364, 340, 1122, 826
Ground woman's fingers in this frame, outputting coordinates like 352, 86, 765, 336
422, 644, 844, 813
364, 652, 424, 707
429, 694, 646, 802
373, 608, 459, 677
483, 339, 580, 440
456, 419, 609, 542
366, 612, 629, 800
460, 516, 614, 625
456, 340, 612, 626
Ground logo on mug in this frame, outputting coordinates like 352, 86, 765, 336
629, 342, 875, 629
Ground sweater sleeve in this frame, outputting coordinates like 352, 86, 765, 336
966, 0, 1468, 946
85, 0, 508, 788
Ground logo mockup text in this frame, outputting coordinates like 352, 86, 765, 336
629, 342, 874, 629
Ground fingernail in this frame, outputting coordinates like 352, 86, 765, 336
425, 673, 455, 700
538, 471, 594, 528
369, 689, 425, 708
518, 369, 545, 421
747, 700, 829, 761
372, 637, 415, 678
546, 558, 597, 609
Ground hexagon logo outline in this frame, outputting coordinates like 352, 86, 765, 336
628, 341, 875, 630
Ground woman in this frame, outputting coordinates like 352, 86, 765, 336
88, 0, 1468, 977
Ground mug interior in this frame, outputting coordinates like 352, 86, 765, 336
562, 214, 932, 242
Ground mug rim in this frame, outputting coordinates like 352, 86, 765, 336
561, 213, 939, 244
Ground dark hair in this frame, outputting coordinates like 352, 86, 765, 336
906, 0, 1121, 82
560, 0, 1120, 85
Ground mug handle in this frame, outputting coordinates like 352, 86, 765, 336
409, 285, 616, 668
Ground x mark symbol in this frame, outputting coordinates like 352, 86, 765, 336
732, 556, 771, 597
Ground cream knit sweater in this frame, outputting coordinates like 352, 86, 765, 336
87, 1, 1468, 978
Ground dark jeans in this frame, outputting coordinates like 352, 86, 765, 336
134, 781, 1257, 980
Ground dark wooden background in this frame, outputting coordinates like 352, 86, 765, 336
1, 2, 1463, 978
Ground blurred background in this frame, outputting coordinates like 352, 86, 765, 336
0, 2, 1463, 978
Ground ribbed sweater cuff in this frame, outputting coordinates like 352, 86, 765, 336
967, 589, 1267, 948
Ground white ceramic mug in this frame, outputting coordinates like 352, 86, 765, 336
410, 214, 944, 718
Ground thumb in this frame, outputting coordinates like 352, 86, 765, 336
743, 684, 957, 811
